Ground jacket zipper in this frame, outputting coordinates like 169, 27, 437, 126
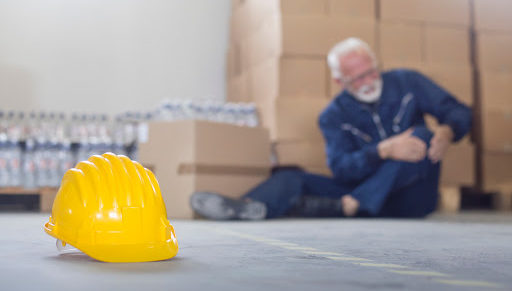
392, 93, 413, 133
372, 112, 387, 140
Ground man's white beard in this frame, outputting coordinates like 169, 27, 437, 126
352, 78, 383, 103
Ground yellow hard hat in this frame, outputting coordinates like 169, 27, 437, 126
44, 153, 178, 263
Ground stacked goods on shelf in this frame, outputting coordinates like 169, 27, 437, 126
474, 0, 512, 193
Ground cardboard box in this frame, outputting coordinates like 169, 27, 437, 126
381, 62, 473, 106
241, 0, 329, 35
249, 57, 328, 101
245, 15, 376, 67
258, 97, 329, 141
380, 60, 424, 72
379, 22, 470, 66
380, 0, 470, 27
227, 42, 244, 78
440, 141, 475, 186
474, 0, 512, 32
242, 0, 279, 34
226, 49, 236, 78
327, 0, 375, 19
230, 3, 251, 42
424, 25, 470, 66
227, 72, 251, 102
230, 0, 376, 42
329, 77, 342, 98
480, 72, 512, 112
476, 33, 512, 73
274, 141, 327, 168
231, 0, 244, 11
482, 153, 512, 192
379, 21, 423, 63
421, 64, 473, 106
138, 121, 272, 218
482, 110, 512, 153
280, 0, 328, 15
437, 186, 461, 213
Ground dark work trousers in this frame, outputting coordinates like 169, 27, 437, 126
243, 126, 440, 218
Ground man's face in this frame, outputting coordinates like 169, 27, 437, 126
338, 51, 382, 103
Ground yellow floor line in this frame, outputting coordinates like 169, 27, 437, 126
265, 242, 299, 247
434, 279, 501, 288
389, 270, 449, 277
252, 239, 284, 243
302, 251, 345, 256
326, 256, 373, 262
355, 263, 408, 269
281, 246, 318, 251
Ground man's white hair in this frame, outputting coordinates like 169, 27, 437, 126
327, 37, 377, 80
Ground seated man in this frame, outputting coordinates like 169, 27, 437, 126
190, 37, 472, 220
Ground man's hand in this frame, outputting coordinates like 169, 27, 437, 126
428, 125, 454, 163
378, 128, 427, 162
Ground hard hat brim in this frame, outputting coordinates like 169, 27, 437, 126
45, 221, 178, 263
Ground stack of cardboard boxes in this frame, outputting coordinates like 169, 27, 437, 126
227, 0, 377, 175
474, 0, 512, 192
378, 0, 475, 189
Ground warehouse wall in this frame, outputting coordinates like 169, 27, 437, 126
0, 0, 231, 114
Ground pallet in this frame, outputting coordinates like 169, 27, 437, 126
437, 186, 462, 213
492, 183, 512, 212
0, 187, 59, 212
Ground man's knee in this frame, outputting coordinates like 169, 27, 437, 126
411, 125, 433, 145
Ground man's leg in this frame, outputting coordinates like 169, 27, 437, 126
244, 170, 352, 218
350, 126, 437, 216
378, 161, 440, 218
191, 168, 351, 220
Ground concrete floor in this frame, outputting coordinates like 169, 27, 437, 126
1, 212, 512, 291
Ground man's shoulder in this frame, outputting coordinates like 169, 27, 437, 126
382, 68, 426, 83
319, 95, 344, 126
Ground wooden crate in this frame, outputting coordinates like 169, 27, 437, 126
437, 186, 462, 213
492, 183, 512, 212
0, 187, 58, 212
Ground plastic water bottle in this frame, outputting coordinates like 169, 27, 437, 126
58, 141, 74, 181
69, 113, 80, 143
224, 103, 237, 125
0, 138, 9, 187
76, 141, 89, 163
47, 142, 61, 187
26, 111, 38, 141
0, 111, 6, 137
23, 139, 37, 189
55, 113, 67, 143
123, 113, 137, 147
7, 140, 22, 187
35, 141, 48, 187
98, 114, 110, 143
111, 142, 126, 156
245, 103, 260, 127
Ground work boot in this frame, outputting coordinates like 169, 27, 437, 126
287, 195, 345, 217
190, 192, 267, 220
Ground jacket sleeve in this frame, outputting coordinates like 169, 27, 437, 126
319, 114, 383, 184
408, 70, 472, 142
